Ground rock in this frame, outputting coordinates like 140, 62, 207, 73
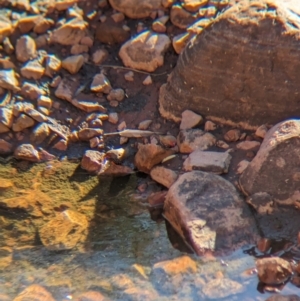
159, 0, 300, 129
0, 139, 13, 154
30, 123, 50, 144
236, 160, 249, 174
34, 17, 54, 34
53, 139, 68, 151
236, 140, 260, 150
17, 15, 41, 33
70, 44, 89, 55
239, 124, 300, 199
50, 18, 87, 45
205, 120, 217, 131
98, 161, 134, 177
77, 128, 103, 141
202, 278, 244, 299
14, 144, 40, 162
106, 148, 126, 163
20, 59, 45, 80
95, 22, 130, 45
111, 12, 125, 23
35, 34, 48, 48
256, 257, 292, 285
159, 135, 177, 148
134, 144, 175, 173
0, 294, 10, 301
74, 291, 106, 301
143, 75, 153, 85
81, 150, 105, 174
163, 171, 259, 255
12, 284, 56, 301
177, 129, 216, 153
81, 36, 94, 47
124, 71, 134, 81
15, 35, 37, 63
55, 77, 78, 102
12, 102, 34, 117
224, 129, 240, 142
90, 74, 112, 94
92, 49, 108, 64
172, 32, 194, 54
138, 120, 152, 130
119, 31, 171, 72
170, 4, 197, 29
55, 0, 79, 10
108, 0, 163, 18
0, 108, 13, 129
265, 295, 300, 301
108, 112, 118, 124
107, 88, 125, 101
23, 107, 48, 122
150, 166, 178, 188
180, 110, 203, 130
183, 150, 232, 174
12, 114, 35, 132
62, 55, 84, 74
0, 69, 19, 92
21, 82, 45, 100
2, 37, 14, 55
152, 20, 166, 33
255, 124, 268, 139
71, 99, 106, 113
182, 0, 208, 12
0, 16, 13, 43
147, 191, 167, 207
39, 210, 88, 251
37, 95, 52, 109
45, 54, 61, 77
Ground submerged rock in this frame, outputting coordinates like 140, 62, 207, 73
12, 284, 56, 301
256, 257, 292, 285
159, 0, 300, 128
163, 171, 259, 255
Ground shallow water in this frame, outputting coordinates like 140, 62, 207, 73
0, 160, 299, 300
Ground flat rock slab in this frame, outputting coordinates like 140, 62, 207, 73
159, 0, 300, 129
163, 171, 259, 255
183, 150, 231, 174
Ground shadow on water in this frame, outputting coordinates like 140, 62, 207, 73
0, 161, 300, 300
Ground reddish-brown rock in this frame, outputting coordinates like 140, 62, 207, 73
81, 150, 105, 174
13, 284, 56, 301
159, 0, 300, 129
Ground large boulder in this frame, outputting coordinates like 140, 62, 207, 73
240, 119, 300, 240
163, 171, 259, 255
159, 0, 300, 129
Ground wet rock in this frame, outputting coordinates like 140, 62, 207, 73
107, 88, 125, 101
95, 22, 130, 45
256, 257, 292, 285
14, 144, 40, 162
0, 139, 13, 154
183, 150, 231, 174
15, 35, 37, 63
177, 129, 216, 153
134, 144, 175, 173
12, 114, 35, 132
81, 150, 105, 174
0, 108, 13, 129
55, 77, 78, 102
12, 284, 56, 301
0, 69, 19, 92
45, 54, 61, 77
21, 82, 45, 100
71, 99, 106, 113
62, 55, 84, 74
50, 18, 87, 45
163, 171, 259, 255
224, 129, 240, 142
39, 210, 88, 250
236, 140, 260, 150
21, 59, 45, 80
109, 0, 163, 18
92, 49, 108, 64
90, 74, 112, 94
255, 124, 268, 139
239, 120, 300, 199
30, 123, 50, 144
265, 295, 300, 301
119, 31, 171, 72
180, 109, 203, 130
170, 4, 197, 29
150, 166, 178, 188
74, 291, 106, 301
159, 0, 300, 129
0, 246, 12, 270
202, 278, 244, 299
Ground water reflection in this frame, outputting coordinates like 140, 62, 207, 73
0, 160, 299, 300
